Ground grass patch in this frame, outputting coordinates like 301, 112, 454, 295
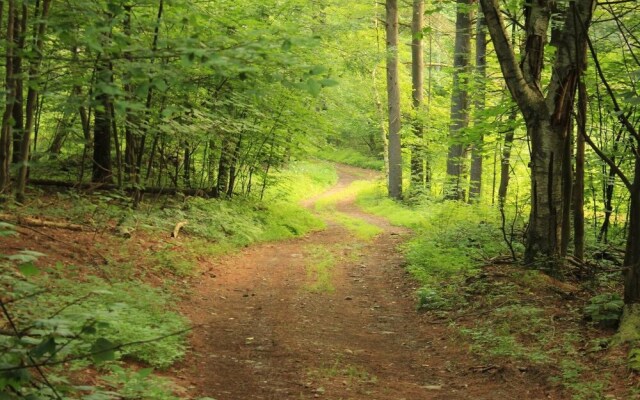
304, 245, 336, 293
309, 356, 377, 384
328, 212, 382, 241
314, 180, 383, 241
315, 148, 383, 170
351, 182, 636, 399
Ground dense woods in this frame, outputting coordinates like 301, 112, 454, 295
2, 0, 640, 398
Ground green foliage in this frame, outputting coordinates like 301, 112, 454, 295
460, 304, 550, 364
315, 148, 384, 170
584, 293, 624, 327
98, 365, 181, 400
1, 236, 188, 398
266, 161, 338, 202
329, 212, 382, 240
358, 184, 509, 281
35, 274, 188, 368
304, 245, 336, 293
551, 360, 608, 400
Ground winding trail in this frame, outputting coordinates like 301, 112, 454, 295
173, 165, 550, 400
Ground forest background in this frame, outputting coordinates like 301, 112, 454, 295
1, 0, 640, 398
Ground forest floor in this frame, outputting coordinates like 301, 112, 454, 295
4, 164, 637, 399
169, 165, 557, 400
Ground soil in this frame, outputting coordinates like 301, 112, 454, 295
170, 165, 557, 400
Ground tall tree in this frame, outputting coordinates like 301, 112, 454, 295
15, 0, 52, 202
0, 0, 16, 192
469, 5, 486, 201
479, 0, 596, 271
92, 55, 114, 184
445, 0, 472, 200
386, 0, 402, 199
410, 0, 424, 191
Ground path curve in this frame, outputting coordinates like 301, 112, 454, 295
173, 164, 550, 400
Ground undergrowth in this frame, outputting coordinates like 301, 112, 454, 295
314, 148, 384, 170
1, 161, 338, 399
354, 181, 637, 399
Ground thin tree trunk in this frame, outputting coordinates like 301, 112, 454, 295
0, 0, 16, 192
573, 80, 586, 261
469, 5, 486, 201
498, 107, 517, 205
183, 144, 191, 188
386, 0, 402, 199
92, 55, 113, 183
446, 0, 472, 201
10, 3, 25, 165
16, 0, 52, 202
372, 66, 388, 176
216, 135, 233, 198
410, 0, 424, 191
227, 135, 242, 198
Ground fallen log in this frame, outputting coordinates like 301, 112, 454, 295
0, 213, 87, 231
27, 179, 212, 197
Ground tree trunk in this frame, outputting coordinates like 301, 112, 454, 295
0, 0, 16, 192
123, 5, 140, 182
469, 5, 486, 201
386, 0, 402, 199
624, 159, 640, 303
227, 135, 242, 198
410, 0, 424, 191
184, 144, 191, 188
10, 3, 25, 165
15, 0, 52, 202
216, 135, 233, 198
498, 107, 517, 205
92, 57, 113, 184
480, 0, 595, 271
573, 81, 586, 261
446, 0, 472, 201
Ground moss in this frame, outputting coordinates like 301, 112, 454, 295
613, 304, 640, 346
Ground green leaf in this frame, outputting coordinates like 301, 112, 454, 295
18, 262, 39, 277
319, 79, 339, 88
137, 368, 153, 378
31, 337, 56, 358
7, 250, 45, 263
307, 79, 322, 97
90, 338, 117, 364
309, 66, 327, 76
152, 78, 168, 92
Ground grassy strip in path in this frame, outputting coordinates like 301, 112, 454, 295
314, 180, 383, 241
304, 245, 337, 293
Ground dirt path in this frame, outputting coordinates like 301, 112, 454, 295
174, 165, 551, 400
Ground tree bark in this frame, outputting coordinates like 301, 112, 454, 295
92, 56, 113, 184
10, 3, 25, 165
386, 0, 402, 199
446, 0, 472, 201
498, 107, 517, 205
15, 0, 52, 202
469, 5, 486, 201
0, 0, 16, 192
624, 161, 640, 303
410, 0, 424, 191
573, 80, 587, 262
480, 0, 596, 271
